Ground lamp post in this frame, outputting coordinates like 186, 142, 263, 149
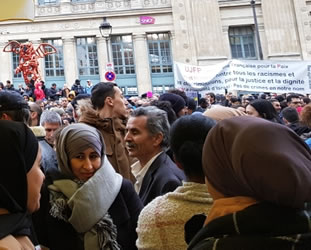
250, 0, 263, 60
99, 17, 112, 63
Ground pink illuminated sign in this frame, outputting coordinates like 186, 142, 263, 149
140, 16, 155, 25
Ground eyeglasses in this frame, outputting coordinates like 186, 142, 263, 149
292, 102, 301, 104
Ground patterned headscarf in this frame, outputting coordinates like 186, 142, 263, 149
203, 116, 311, 209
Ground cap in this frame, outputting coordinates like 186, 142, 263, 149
0, 91, 29, 111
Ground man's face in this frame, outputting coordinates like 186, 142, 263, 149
52, 84, 56, 89
272, 101, 281, 112
125, 116, 160, 161
87, 81, 92, 86
246, 104, 260, 118
177, 107, 187, 117
288, 98, 301, 108
112, 87, 128, 119
206, 94, 214, 104
43, 122, 60, 146
61, 99, 68, 108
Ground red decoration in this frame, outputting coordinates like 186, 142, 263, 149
3, 41, 57, 85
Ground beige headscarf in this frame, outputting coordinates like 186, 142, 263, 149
203, 106, 246, 122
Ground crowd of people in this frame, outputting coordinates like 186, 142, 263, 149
0, 79, 311, 250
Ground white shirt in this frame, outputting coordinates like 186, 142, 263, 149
131, 151, 163, 194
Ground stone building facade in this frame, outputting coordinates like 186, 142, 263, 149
0, 0, 310, 95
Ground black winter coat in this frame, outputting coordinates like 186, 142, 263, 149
33, 179, 143, 250
188, 202, 311, 250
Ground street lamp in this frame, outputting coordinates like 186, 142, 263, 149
250, 0, 263, 60
99, 17, 112, 62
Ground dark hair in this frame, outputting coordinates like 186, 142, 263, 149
150, 100, 177, 125
0, 109, 30, 124
275, 95, 285, 102
206, 92, 216, 101
187, 98, 197, 111
287, 94, 300, 103
230, 97, 241, 104
281, 107, 299, 123
249, 99, 281, 123
198, 98, 207, 106
168, 89, 188, 106
170, 115, 216, 178
71, 94, 91, 111
91, 82, 117, 110
303, 97, 310, 105
269, 98, 279, 104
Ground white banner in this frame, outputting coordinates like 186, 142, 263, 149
174, 60, 311, 94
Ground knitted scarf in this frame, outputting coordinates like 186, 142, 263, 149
48, 159, 122, 250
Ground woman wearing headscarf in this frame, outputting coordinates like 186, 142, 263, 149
35, 123, 143, 250
0, 120, 44, 249
246, 99, 282, 123
203, 105, 246, 122
188, 116, 311, 250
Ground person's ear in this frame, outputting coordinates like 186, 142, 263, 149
152, 133, 163, 147
31, 111, 37, 120
283, 118, 289, 124
173, 154, 184, 171
105, 96, 114, 107
0, 113, 11, 120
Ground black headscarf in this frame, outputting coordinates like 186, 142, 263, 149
0, 120, 38, 239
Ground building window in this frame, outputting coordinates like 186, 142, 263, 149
229, 26, 257, 59
111, 35, 135, 75
12, 40, 28, 79
147, 33, 173, 74
76, 37, 99, 76
42, 39, 64, 77
71, 0, 94, 2
38, 0, 59, 5
153, 85, 174, 94
13, 53, 22, 79
127, 86, 138, 95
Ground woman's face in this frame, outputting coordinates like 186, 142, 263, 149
70, 148, 101, 181
27, 146, 45, 213
246, 104, 260, 118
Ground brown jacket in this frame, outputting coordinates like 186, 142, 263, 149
78, 100, 135, 182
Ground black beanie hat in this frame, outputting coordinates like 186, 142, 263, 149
159, 93, 186, 115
